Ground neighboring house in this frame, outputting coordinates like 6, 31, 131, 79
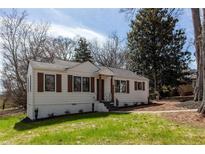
177, 69, 196, 96
27, 59, 149, 120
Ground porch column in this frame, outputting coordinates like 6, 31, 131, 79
99, 75, 102, 102
111, 76, 114, 102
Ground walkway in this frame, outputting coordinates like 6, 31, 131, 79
113, 109, 197, 114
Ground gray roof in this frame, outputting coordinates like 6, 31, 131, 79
108, 67, 148, 80
30, 59, 148, 81
30, 59, 80, 71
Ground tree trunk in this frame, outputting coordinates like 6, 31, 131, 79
153, 72, 160, 100
191, 8, 203, 101
198, 9, 205, 114
153, 72, 157, 92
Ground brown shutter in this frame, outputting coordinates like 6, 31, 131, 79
127, 80, 130, 93
143, 82, 145, 90
56, 74, 62, 92
111, 77, 114, 102
37, 73, 44, 92
68, 75, 73, 92
135, 81, 138, 91
91, 77, 95, 92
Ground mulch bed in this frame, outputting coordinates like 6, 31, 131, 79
117, 96, 199, 112
175, 100, 201, 109
117, 101, 190, 112
161, 111, 205, 128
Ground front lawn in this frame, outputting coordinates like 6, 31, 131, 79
0, 112, 205, 144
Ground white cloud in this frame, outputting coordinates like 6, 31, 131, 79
49, 24, 107, 44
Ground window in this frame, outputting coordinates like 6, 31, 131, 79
115, 80, 127, 93
121, 80, 127, 93
138, 82, 143, 90
83, 77, 90, 92
134, 81, 145, 91
74, 76, 81, 92
45, 74, 55, 91
115, 80, 120, 93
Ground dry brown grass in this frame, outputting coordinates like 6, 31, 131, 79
0, 96, 17, 111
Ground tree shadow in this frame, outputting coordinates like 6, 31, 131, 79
14, 112, 129, 131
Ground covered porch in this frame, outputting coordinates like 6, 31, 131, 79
96, 67, 115, 103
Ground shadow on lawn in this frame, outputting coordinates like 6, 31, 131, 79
14, 112, 129, 131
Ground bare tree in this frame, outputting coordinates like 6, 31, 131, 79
119, 8, 137, 20
91, 33, 126, 68
0, 9, 51, 108
51, 36, 76, 61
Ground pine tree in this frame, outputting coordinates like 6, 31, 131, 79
74, 37, 93, 63
127, 8, 191, 92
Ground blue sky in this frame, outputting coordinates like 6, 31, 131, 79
0, 8, 195, 64
25, 8, 129, 40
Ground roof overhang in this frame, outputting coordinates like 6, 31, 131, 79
97, 67, 114, 76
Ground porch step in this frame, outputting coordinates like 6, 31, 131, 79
100, 101, 117, 111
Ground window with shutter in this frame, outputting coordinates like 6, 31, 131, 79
74, 76, 81, 92
83, 77, 90, 92
121, 80, 126, 93
45, 74, 55, 92
115, 80, 120, 93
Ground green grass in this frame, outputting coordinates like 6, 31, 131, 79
0, 112, 205, 144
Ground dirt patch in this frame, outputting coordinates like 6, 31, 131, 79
0, 108, 25, 117
0, 96, 18, 111
161, 111, 205, 128
175, 100, 200, 109
117, 97, 198, 112
162, 96, 194, 102
117, 101, 190, 111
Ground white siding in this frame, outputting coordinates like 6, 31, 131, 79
29, 67, 98, 120
27, 61, 149, 120
114, 77, 149, 107
27, 65, 34, 119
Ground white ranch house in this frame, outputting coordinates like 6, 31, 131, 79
27, 59, 149, 120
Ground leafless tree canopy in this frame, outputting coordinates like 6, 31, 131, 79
91, 33, 126, 68
50, 36, 76, 61
0, 9, 53, 107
